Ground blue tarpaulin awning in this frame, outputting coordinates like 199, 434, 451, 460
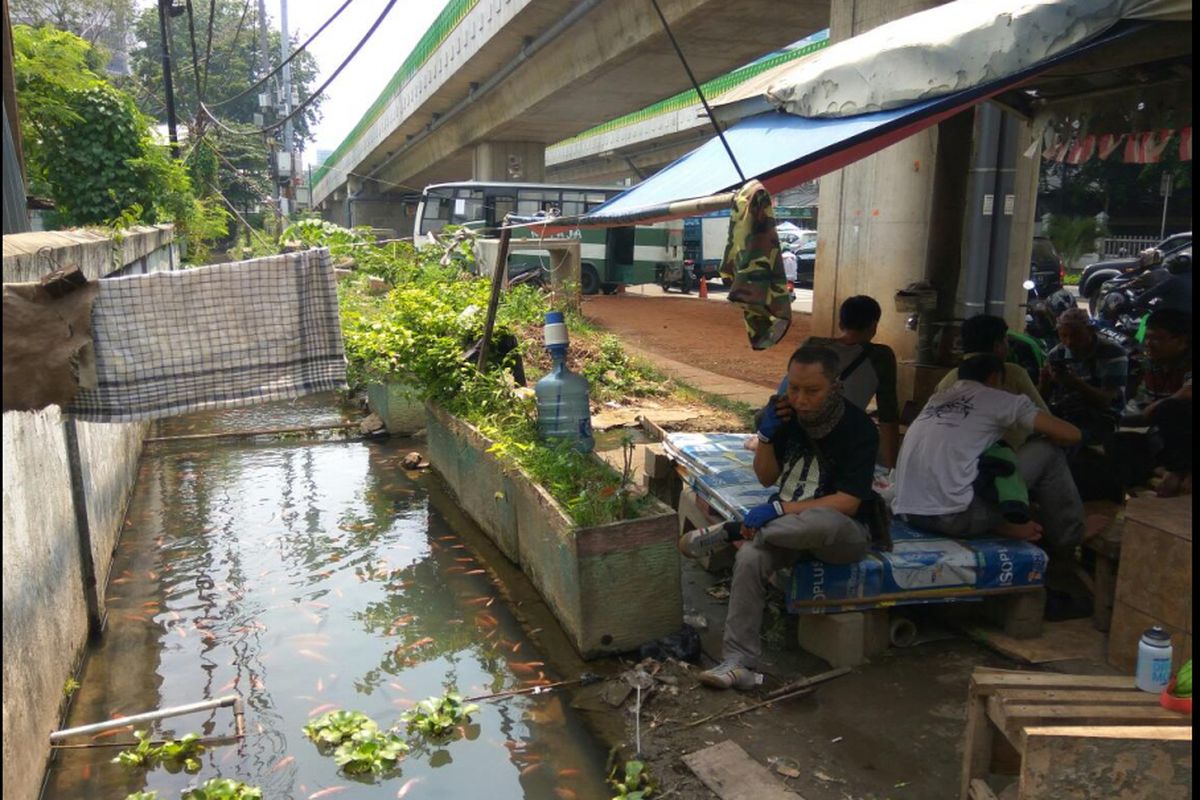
519, 13, 1155, 232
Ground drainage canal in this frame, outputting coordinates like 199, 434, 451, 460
43, 396, 611, 799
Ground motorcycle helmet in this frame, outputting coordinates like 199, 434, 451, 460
1046, 288, 1076, 317
1164, 248, 1191, 274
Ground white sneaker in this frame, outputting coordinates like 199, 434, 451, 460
698, 659, 763, 691
678, 521, 740, 560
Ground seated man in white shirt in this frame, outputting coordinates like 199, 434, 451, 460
892, 354, 1083, 549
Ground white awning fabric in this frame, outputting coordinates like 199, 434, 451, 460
717, 0, 1190, 119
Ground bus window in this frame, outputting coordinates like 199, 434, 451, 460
560, 191, 584, 218
454, 189, 485, 224
517, 189, 562, 216
489, 194, 515, 227
418, 193, 452, 235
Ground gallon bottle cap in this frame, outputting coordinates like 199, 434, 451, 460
544, 311, 569, 348
1143, 625, 1171, 642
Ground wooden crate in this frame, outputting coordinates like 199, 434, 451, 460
1107, 494, 1192, 673
960, 667, 1191, 800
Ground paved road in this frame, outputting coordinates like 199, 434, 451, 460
619, 282, 1083, 315
617, 280, 815, 314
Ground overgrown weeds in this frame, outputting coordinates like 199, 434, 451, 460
312, 222, 664, 526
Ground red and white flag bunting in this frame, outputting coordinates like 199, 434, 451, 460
1097, 133, 1124, 160
1042, 128, 1189, 163
1065, 135, 1096, 164
1125, 129, 1174, 164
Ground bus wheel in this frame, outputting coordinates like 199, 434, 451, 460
581, 264, 601, 295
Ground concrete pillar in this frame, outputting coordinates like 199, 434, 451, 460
472, 141, 546, 182
812, 0, 1038, 407
342, 175, 409, 235
813, 0, 952, 355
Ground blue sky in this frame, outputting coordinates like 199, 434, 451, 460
284, 0, 442, 168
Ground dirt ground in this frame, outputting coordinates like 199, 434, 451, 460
564, 559, 1056, 800
582, 294, 815, 390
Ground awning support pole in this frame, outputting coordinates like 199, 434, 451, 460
649, 0, 745, 184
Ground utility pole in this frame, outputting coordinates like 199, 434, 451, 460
1159, 172, 1173, 239
256, 0, 281, 232
157, 0, 181, 157
279, 0, 293, 218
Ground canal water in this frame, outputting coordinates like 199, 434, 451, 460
43, 396, 612, 799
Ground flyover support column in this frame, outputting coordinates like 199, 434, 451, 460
473, 142, 546, 183
812, 0, 1039, 409
343, 175, 410, 237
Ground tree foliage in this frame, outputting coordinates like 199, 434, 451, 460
9, 0, 133, 48
1044, 214, 1107, 270
129, 0, 322, 150
13, 24, 228, 260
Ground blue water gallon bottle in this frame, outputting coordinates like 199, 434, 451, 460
534, 311, 594, 453
1135, 625, 1173, 693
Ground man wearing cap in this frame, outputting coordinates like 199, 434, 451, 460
1039, 307, 1128, 450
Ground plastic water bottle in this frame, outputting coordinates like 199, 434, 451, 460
1135, 625, 1173, 693
534, 311, 594, 453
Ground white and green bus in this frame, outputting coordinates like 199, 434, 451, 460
413, 181, 685, 295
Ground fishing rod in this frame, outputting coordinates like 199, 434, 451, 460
466, 672, 602, 703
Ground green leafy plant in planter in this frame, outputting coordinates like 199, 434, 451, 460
302, 710, 377, 747
608, 759, 655, 799
180, 778, 263, 800
113, 730, 205, 773
123, 792, 161, 800
401, 692, 480, 741
333, 728, 409, 775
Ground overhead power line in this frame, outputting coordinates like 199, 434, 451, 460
207, 0, 357, 109
202, 0, 398, 137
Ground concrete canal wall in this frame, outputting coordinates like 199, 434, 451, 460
424, 402, 682, 658
1, 226, 175, 800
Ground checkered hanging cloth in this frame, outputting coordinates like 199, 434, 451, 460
719, 179, 792, 350
67, 249, 347, 422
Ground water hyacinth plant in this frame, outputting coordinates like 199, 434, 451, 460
179, 778, 263, 800
302, 709, 377, 746
401, 692, 480, 740
332, 728, 410, 775
113, 730, 205, 773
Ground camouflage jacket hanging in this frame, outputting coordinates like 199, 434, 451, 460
719, 180, 792, 350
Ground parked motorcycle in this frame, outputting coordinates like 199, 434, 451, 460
658, 260, 693, 294
1093, 266, 1170, 324
1021, 279, 1075, 345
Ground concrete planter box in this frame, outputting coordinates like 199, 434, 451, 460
366, 379, 425, 434
424, 402, 681, 658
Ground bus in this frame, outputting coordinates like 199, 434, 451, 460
413, 181, 684, 295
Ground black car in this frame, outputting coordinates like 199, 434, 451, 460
1028, 235, 1064, 296
1080, 231, 1192, 314
793, 238, 816, 288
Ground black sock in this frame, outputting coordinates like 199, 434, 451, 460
722, 521, 742, 541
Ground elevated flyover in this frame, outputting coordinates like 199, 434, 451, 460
546, 32, 829, 185
312, 0, 828, 228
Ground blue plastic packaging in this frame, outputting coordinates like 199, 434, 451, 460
534, 311, 594, 453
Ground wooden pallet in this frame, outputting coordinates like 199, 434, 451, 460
960, 667, 1191, 800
